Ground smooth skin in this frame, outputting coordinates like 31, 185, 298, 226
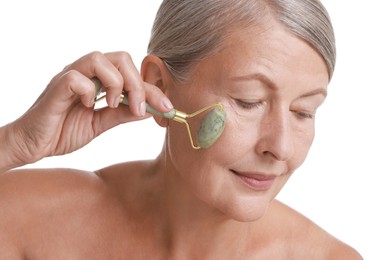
0, 20, 362, 259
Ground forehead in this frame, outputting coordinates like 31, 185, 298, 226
191, 21, 329, 94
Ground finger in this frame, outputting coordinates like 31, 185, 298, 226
105, 52, 146, 116
143, 82, 173, 113
92, 105, 151, 136
64, 51, 124, 108
51, 70, 96, 110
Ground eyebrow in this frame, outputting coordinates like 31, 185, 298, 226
229, 72, 328, 98
230, 73, 277, 91
300, 88, 328, 98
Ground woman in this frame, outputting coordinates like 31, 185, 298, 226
0, 0, 362, 258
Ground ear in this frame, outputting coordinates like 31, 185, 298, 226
141, 55, 172, 127
141, 54, 173, 93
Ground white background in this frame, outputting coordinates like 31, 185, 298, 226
0, 1, 388, 259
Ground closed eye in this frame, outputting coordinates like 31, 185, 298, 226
235, 99, 265, 110
293, 110, 316, 119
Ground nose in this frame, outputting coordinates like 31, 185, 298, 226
255, 107, 295, 162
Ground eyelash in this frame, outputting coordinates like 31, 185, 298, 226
235, 99, 265, 110
235, 99, 316, 120
294, 111, 316, 119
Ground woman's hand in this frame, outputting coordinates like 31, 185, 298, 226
0, 51, 172, 172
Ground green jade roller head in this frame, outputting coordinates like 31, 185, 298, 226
93, 78, 226, 149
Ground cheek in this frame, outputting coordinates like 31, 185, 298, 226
298, 122, 315, 151
181, 105, 266, 168
288, 125, 315, 170
166, 107, 247, 180
212, 117, 255, 158
166, 122, 229, 202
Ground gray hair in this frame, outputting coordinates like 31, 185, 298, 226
148, 0, 336, 82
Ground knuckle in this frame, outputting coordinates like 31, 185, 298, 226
87, 51, 105, 64
62, 70, 82, 85
115, 51, 133, 64
59, 70, 91, 95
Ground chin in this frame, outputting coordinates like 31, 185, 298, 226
221, 198, 270, 223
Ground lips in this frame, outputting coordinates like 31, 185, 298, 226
231, 170, 277, 191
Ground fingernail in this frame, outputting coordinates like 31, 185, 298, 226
139, 101, 146, 116
113, 96, 121, 108
88, 98, 95, 108
162, 98, 173, 110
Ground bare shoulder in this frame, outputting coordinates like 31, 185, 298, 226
0, 167, 107, 222
0, 167, 106, 205
0, 166, 103, 207
266, 200, 363, 259
0, 161, 155, 258
0, 167, 109, 256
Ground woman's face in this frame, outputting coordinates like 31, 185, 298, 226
163, 21, 329, 221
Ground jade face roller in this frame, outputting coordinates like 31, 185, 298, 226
92, 78, 226, 149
